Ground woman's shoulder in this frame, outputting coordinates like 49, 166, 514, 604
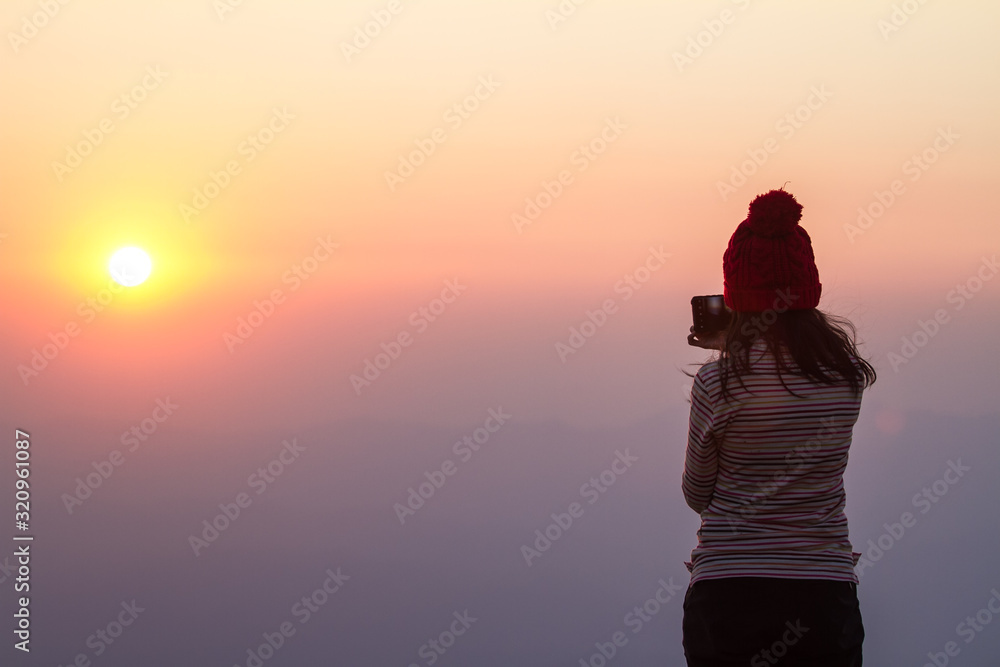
693, 358, 724, 396
694, 357, 721, 381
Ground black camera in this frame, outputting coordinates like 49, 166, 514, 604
691, 295, 733, 334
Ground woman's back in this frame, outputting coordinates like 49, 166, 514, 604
683, 338, 864, 584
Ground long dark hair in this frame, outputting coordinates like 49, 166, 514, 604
711, 308, 877, 402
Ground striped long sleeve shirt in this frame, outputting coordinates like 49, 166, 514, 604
682, 338, 864, 584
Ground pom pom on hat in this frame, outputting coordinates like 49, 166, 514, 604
746, 189, 803, 238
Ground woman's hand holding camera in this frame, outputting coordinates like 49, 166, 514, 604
688, 326, 725, 351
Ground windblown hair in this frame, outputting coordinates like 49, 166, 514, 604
711, 308, 877, 402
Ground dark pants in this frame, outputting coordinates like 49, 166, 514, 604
682, 577, 864, 666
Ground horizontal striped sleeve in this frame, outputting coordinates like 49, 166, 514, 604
682, 362, 724, 514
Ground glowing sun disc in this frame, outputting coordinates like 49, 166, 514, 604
109, 247, 152, 287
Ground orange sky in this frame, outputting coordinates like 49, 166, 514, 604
1, 0, 998, 430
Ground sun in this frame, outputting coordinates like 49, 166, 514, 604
109, 247, 153, 287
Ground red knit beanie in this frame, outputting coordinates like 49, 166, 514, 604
723, 189, 821, 311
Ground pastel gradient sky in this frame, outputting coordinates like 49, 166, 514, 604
1, 1, 999, 665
